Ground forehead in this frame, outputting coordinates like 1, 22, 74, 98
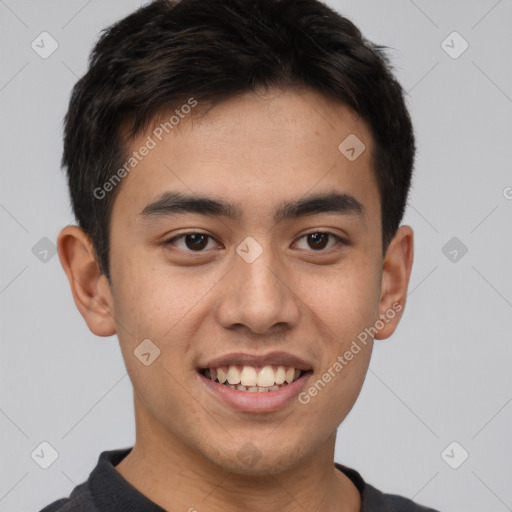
112, 87, 379, 226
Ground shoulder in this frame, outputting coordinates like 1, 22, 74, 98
38, 481, 99, 512
363, 481, 441, 512
334, 462, 441, 512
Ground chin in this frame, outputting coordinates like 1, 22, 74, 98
198, 434, 313, 477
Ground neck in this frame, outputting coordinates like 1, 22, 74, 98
115, 394, 361, 512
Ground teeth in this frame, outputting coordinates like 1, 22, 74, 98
204, 364, 305, 391
227, 365, 241, 385
240, 366, 258, 387
257, 365, 275, 387
275, 366, 286, 385
217, 368, 227, 384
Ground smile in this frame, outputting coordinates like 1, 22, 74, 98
197, 352, 313, 412
200, 365, 305, 392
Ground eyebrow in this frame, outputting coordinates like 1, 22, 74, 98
140, 190, 365, 224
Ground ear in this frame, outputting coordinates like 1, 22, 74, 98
374, 225, 414, 340
57, 225, 117, 337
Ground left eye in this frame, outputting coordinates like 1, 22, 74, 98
165, 233, 218, 252
164, 231, 343, 252
294, 232, 343, 251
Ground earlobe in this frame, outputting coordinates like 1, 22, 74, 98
57, 225, 117, 337
374, 225, 414, 340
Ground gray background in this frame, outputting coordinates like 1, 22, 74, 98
0, 1, 511, 511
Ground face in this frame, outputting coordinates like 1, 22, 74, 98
94, 87, 399, 474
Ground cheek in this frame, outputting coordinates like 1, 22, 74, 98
298, 339, 373, 431
109, 246, 177, 332
300, 261, 381, 339
110, 251, 227, 368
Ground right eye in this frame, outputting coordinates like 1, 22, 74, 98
163, 232, 220, 252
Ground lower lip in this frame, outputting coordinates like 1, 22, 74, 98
198, 371, 312, 413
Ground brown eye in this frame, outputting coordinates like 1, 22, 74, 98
165, 232, 217, 252
307, 232, 329, 250
184, 233, 209, 250
295, 232, 343, 251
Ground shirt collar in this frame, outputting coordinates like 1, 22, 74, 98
89, 447, 368, 512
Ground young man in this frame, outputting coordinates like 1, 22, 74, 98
41, 0, 440, 510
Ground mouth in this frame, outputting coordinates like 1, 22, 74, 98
199, 365, 309, 392
196, 352, 313, 412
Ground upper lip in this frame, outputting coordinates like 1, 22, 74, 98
200, 351, 313, 371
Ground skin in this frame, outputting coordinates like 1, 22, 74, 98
58, 86, 413, 512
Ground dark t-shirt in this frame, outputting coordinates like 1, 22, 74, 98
39, 448, 440, 511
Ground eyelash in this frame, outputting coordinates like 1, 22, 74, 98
163, 231, 345, 253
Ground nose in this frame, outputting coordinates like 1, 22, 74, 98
214, 242, 301, 335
